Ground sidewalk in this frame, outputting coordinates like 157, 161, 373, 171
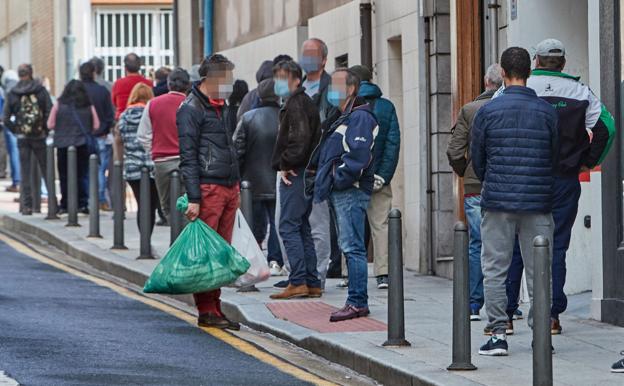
0, 183, 622, 386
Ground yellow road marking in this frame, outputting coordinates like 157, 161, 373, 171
0, 233, 336, 386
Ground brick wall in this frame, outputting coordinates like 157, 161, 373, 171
30, 0, 56, 92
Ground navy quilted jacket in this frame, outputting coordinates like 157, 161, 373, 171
471, 86, 558, 213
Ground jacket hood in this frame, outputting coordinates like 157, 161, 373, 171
257, 78, 278, 104
256, 60, 274, 83
10, 79, 44, 96
358, 81, 382, 99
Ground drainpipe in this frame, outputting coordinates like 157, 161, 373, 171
203, 0, 214, 56
424, 17, 435, 276
63, 0, 75, 82
173, 0, 179, 66
359, 0, 373, 71
488, 0, 499, 64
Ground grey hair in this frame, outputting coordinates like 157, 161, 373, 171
333, 68, 360, 95
308, 38, 328, 59
484, 63, 503, 88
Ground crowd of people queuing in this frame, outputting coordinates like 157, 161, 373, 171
2, 35, 619, 369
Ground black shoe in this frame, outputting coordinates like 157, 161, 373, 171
531, 341, 556, 354
273, 279, 289, 288
79, 207, 89, 215
612, 351, 624, 373
479, 336, 509, 356
376, 275, 389, 289
22, 207, 33, 216
156, 217, 168, 226
57, 208, 67, 216
197, 313, 229, 329
224, 318, 241, 331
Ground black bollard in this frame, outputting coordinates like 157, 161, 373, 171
169, 170, 182, 245
382, 209, 411, 347
45, 143, 59, 220
111, 160, 127, 249
533, 235, 553, 386
66, 146, 79, 227
31, 150, 41, 213
447, 222, 477, 371
137, 167, 153, 259
88, 154, 102, 238
240, 180, 253, 224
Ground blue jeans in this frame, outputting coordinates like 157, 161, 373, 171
97, 137, 112, 204
505, 176, 581, 320
252, 199, 283, 266
331, 188, 371, 309
464, 195, 484, 310
278, 170, 319, 288
4, 128, 20, 186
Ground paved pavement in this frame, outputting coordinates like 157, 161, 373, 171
0, 236, 314, 386
1, 181, 623, 385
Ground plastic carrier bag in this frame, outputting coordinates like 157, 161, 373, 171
143, 195, 250, 294
229, 210, 271, 287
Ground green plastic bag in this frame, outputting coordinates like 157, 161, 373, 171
143, 194, 250, 294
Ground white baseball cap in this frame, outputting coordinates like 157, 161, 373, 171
535, 38, 565, 57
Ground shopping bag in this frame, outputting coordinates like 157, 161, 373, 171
143, 195, 250, 294
229, 210, 271, 287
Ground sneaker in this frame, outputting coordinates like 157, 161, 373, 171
223, 317, 241, 331
79, 206, 89, 215
337, 278, 349, 288
269, 261, 282, 276
273, 279, 289, 288
611, 351, 624, 373
22, 207, 33, 216
551, 318, 562, 335
479, 335, 508, 356
484, 320, 514, 335
197, 313, 229, 329
376, 275, 389, 289
329, 304, 370, 322
513, 309, 523, 320
156, 217, 168, 226
470, 305, 481, 321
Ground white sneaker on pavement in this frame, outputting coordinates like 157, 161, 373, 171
269, 261, 282, 276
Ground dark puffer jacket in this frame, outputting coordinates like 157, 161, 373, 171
177, 84, 240, 204
271, 86, 321, 171
233, 79, 280, 200
471, 86, 558, 213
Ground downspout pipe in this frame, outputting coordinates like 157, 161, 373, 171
203, 0, 214, 57
488, 0, 499, 64
359, 0, 373, 71
63, 0, 75, 82
173, 0, 179, 66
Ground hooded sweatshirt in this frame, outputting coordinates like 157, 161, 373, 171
236, 60, 274, 121
3, 79, 52, 138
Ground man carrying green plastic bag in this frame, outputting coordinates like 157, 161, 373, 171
144, 54, 244, 331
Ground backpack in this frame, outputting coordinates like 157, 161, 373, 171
16, 94, 44, 136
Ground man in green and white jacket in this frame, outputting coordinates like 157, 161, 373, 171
522, 39, 615, 334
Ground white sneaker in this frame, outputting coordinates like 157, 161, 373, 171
337, 278, 349, 288
269, 261, 282, 276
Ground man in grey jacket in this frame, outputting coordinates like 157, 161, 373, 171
447, 63, 502, 321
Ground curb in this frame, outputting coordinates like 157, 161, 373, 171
1, 214, 480, 386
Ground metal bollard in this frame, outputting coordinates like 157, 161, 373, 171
31, 150, 42, 213
382, 209, 411, 347
240, 180, 253, 224
447, 222, 477, 371
111, 160, 127, 249
88, 154, 102, 238
169, 170, 182, 245
533, 236, 553, 386
45, 144, 59, 220
137, 167, 153, 259
66, 146, 79, 227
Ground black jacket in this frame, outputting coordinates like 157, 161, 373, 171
271, 87, 321, 171
52, 103, 94, 149
83, 80, 114, 137
233, 79, 280, 200
3, 79, 52, 138
177, 84, 240, 204
153, 81, 169, 97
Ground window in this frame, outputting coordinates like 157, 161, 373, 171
335, 54, 348, 69
93, 8, 173, 82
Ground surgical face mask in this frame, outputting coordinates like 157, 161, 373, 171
217, 83, 233, 99
327, 87, 346, 108
273, 78, 291, 97
300, 55, 321, 73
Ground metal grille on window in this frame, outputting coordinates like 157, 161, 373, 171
94, 8, 173, 82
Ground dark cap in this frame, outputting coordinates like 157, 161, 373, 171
348, 65, 372, 82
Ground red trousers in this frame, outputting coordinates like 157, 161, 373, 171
193, 183, 240, 316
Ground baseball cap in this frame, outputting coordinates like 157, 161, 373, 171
534, 38, 565, 57
348, 65, 372, 82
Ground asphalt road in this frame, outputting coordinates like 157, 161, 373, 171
0, 239, 313, 386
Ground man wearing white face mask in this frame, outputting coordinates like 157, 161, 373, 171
177, 54, 241, 330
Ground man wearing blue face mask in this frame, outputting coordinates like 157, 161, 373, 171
312, 68, 378, 322
270, 60, 323, 300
